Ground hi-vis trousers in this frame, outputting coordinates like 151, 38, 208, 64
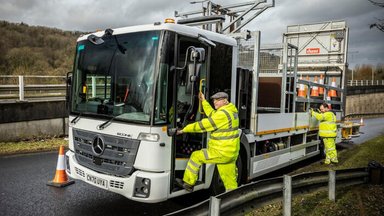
183, 148, 238, 190
323, 137, 338, 164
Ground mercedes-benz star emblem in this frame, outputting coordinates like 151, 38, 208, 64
92, 135, 105, 155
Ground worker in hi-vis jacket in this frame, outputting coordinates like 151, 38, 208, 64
311, 102, 338, 165
176, 91, 240, 192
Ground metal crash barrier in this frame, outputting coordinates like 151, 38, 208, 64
165, 164, 380, 216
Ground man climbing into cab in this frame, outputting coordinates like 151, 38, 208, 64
176, 91, 240, 192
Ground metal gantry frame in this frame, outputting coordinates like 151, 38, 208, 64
175, 0, 275, 34
257, 43, 299, 113
282, 43, 299, 114
284, 21, 349, 115
232, 31, 261, 133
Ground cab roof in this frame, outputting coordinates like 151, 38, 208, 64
77, 23, 237, 47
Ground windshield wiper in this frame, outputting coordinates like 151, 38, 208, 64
101, 28, 126, 54
71, 112, 82, 124
97, 116, 117, 130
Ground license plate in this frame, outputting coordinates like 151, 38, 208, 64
86, 174, 108, 189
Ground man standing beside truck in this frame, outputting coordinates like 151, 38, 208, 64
176, 91, 240, 192
311, 102, 338, 165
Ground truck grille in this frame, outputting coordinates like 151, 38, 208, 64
73, 129, 140, 177
75, 167, 85, 177
110, 180, 124, 189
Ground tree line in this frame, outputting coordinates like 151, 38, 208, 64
0, 20, 383, 81
0, 20, 81, 76
346, 64, 384, 81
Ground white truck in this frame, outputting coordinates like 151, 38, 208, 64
65, 0, 350, 203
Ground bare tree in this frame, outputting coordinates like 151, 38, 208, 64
368, 0, 384, 32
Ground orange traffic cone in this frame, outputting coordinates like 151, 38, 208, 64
305, 76, 310, 96
47, 145, 74, 187
319, 74, 324, 95
328, 77, 337, 97
310, 76, 319, 97
298, 75, 306, 97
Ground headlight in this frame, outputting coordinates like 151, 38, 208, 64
133, 177, 151, 198
137, 133, 160, 142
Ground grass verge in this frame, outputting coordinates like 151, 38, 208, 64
0, 137, 68, 156
247, 135, 384, 216
248, 185, 384, 216
293, 135, 384, 173
1, 135, 383, 214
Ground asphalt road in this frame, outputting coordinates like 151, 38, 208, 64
347, 117, 384, 144
0, 117, 383, 216
0, 151, 211, 216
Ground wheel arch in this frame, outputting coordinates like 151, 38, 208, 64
239, 130, 253, 184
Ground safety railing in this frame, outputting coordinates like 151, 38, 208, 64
344, 112, 384, 119
347, 80, 384, 86
165, 166, 382, 216
0, 75, 66, 101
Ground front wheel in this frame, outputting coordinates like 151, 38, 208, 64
209, 153, 243, 195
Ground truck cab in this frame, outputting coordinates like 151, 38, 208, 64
66, 22, 238, 202
65, 17, 350, 203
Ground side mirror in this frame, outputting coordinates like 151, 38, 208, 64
66, 73, 72, 85
87, 34, 104, 45
186, 63, 201, 94
190, 48, 205, 62
185, 47, 204, 94
167, 128, 177, 136
66, 72, 73, 112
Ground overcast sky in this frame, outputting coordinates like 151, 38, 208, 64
0, 0, 383, 69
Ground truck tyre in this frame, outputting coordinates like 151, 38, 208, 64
209, 153, 243, 195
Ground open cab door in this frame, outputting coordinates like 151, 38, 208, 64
168, 37, 211, 194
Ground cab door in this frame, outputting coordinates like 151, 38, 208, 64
170, 36, 209, 192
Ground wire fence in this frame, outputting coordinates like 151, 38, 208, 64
347, 80, 384, 86
0, 75, 66, 101
1, 76, 383, 102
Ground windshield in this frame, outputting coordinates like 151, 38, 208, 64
71, 31, 160, 124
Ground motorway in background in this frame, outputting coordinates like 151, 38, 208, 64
0, 117, 383, 216
348, 118, 384, 144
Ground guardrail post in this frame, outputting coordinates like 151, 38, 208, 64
18, 75, 25, 101
209, 196, 221, 216
283, 175, 292, 216
329, 170, 336, 201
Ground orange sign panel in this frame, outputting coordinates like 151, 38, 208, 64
306, 48, 320, 54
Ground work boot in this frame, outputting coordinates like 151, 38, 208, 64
331, 159, 339, 164
175, 178, 194, 192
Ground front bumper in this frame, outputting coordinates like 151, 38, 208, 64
65, 150, 170, 203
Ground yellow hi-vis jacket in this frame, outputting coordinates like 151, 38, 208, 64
182, 100, 240, 158
311, 110, 337, 137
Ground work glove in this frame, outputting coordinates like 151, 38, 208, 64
176, 129, 184, 135
198, 91, 205, 101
